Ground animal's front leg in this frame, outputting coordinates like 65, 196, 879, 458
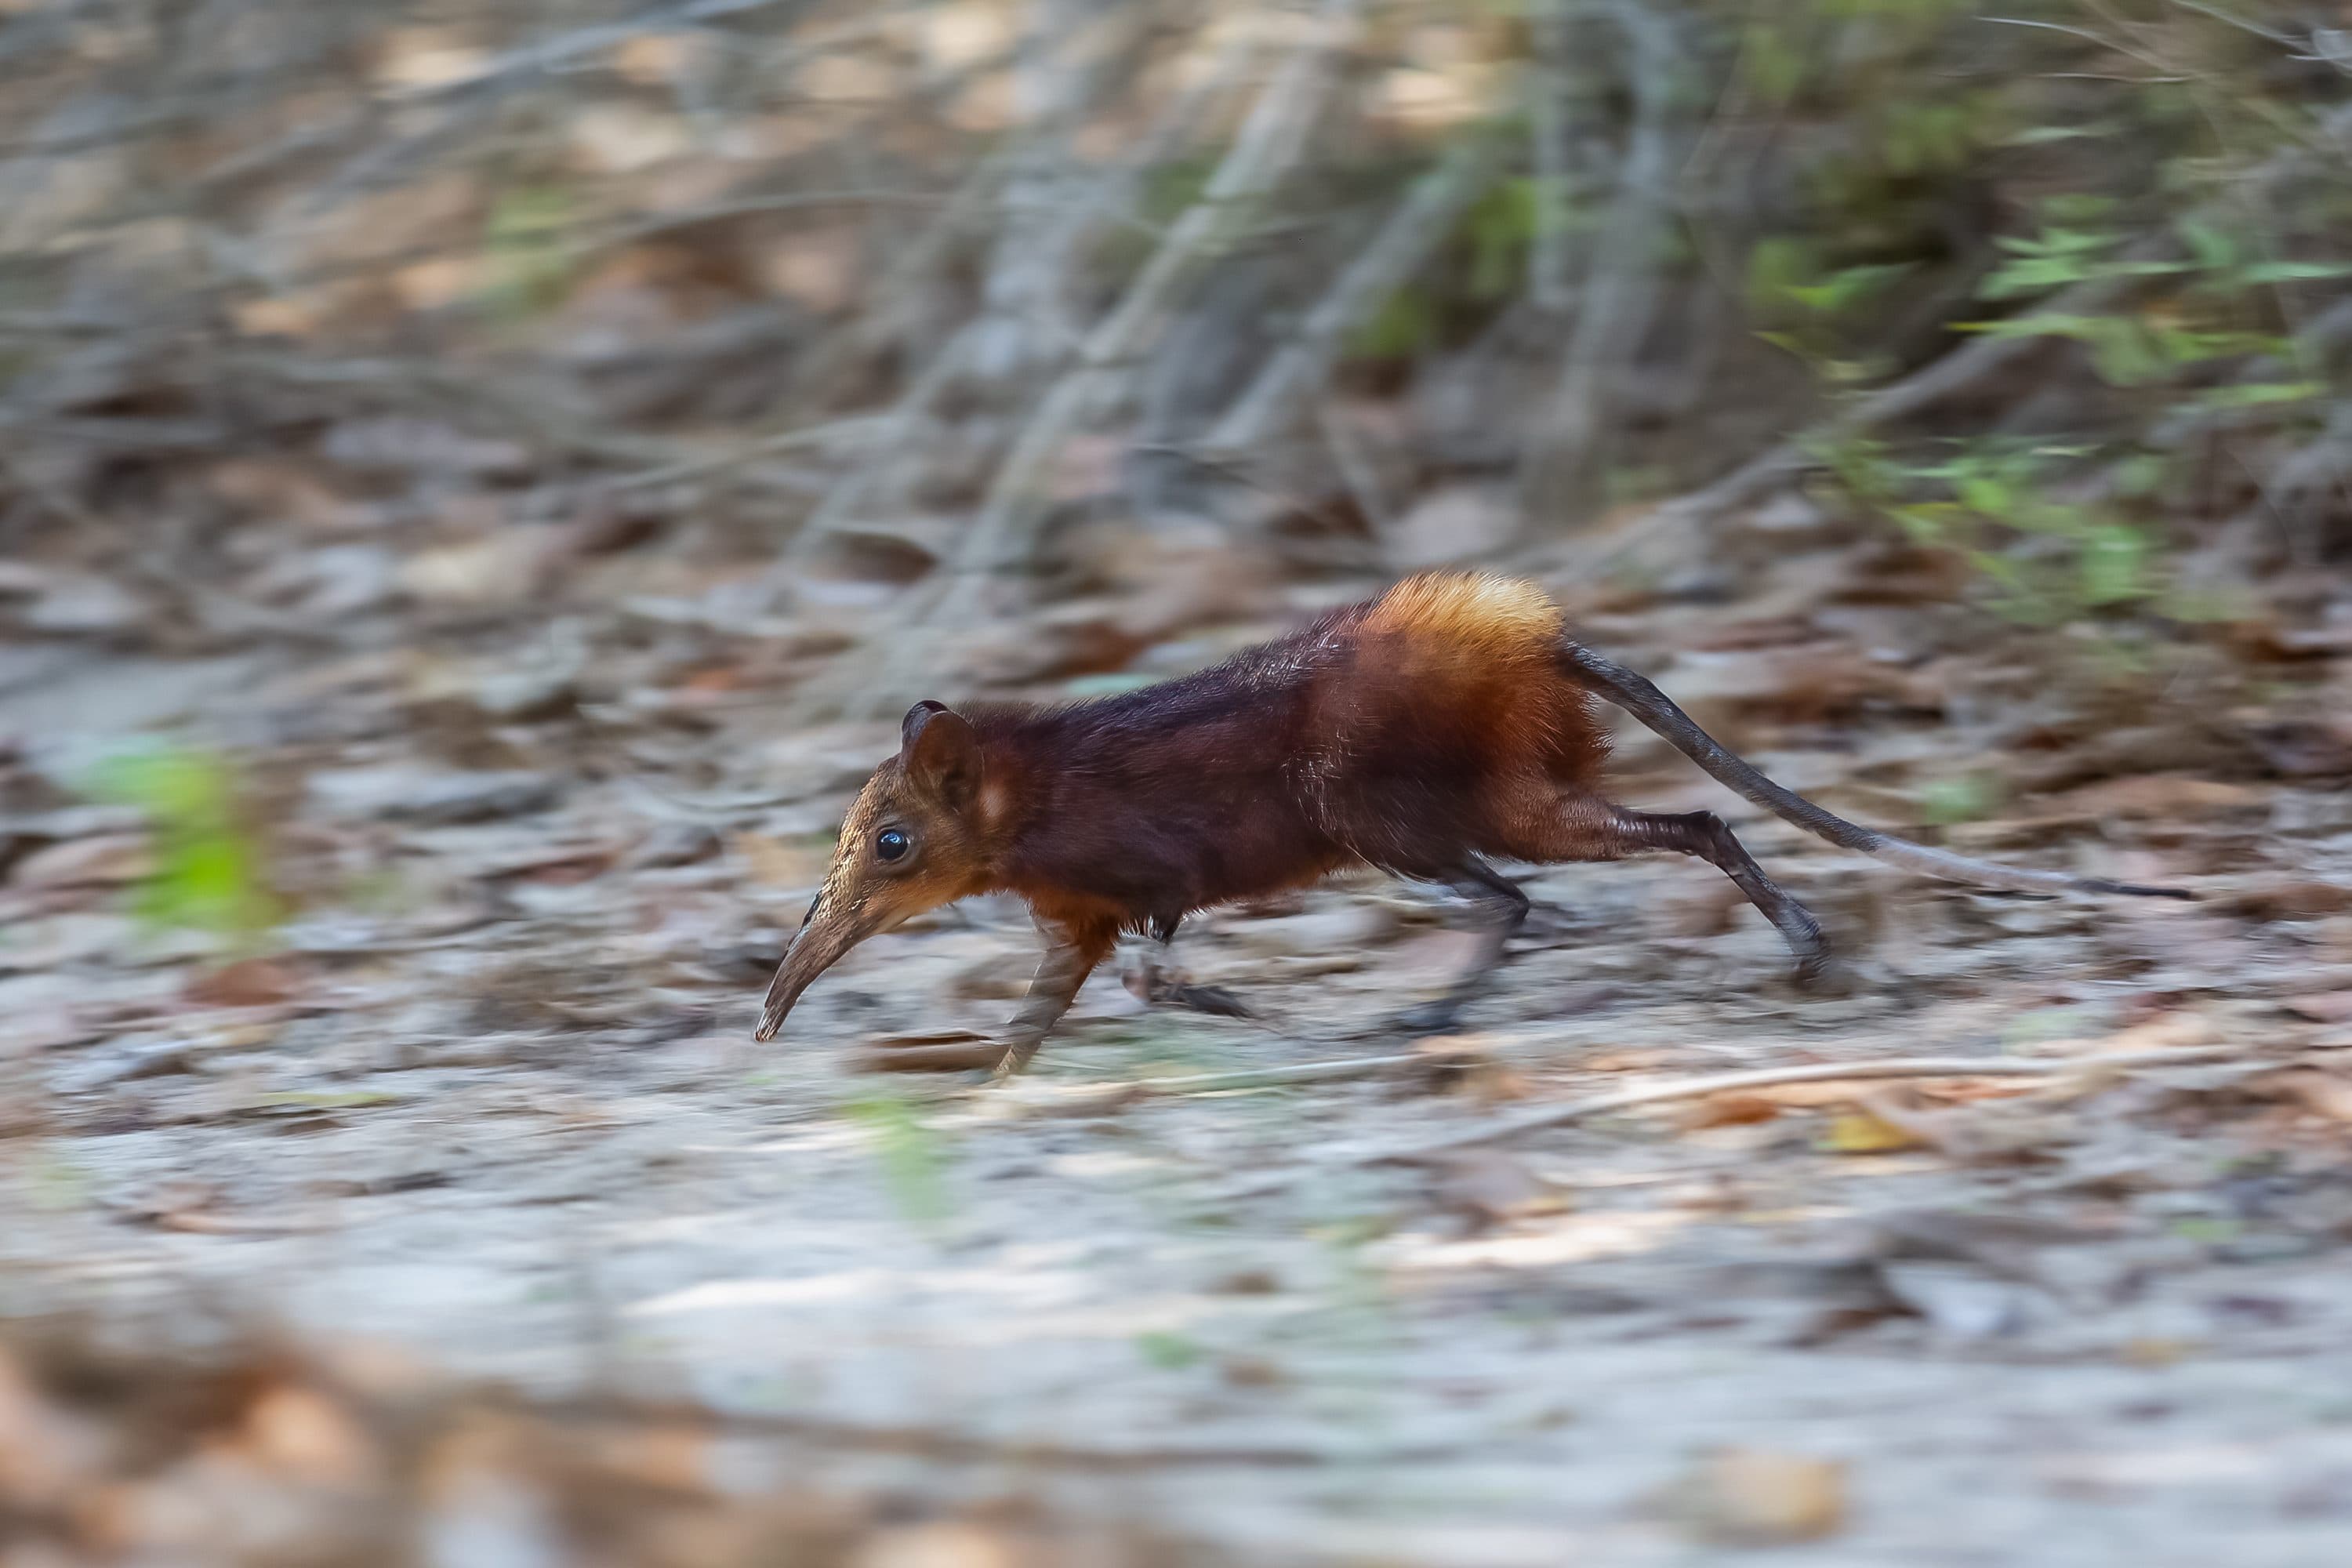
991, 918, 1116, 1080
1124, 915, 1254, 1019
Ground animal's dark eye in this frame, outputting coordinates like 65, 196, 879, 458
876, 828, 910, 862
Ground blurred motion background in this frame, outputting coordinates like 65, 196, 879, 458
2, 1, 2351, 1563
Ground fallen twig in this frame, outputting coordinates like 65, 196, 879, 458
1247, 1046, 2240, 1181
539, 1392, 1462, 1470
1138, 1052, 1428, 1094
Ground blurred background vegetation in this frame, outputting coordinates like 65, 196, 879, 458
0, 0, 2343, 677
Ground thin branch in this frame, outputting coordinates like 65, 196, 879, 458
1203, 126, 1505, 456
1524, 0, 1577, 313
824, 0, 1363, 718
1517, 0, 1682, 528
1139, 1052, 1425, 1093
948, 0, 1360, 578
770, 21, 1253, 597
1289, 1047, 2241, 1176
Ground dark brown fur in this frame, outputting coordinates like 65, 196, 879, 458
757, 572, 2187, 1073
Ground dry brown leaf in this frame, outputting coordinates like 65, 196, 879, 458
398, 531, 559, 607
1405, 1036, 1527, 1102
586, 1421, 713, 1494
1424, 1149, 1568, 1229
2037, 1008, 2221, 1058
241, 1384, 379, 1489
2284, 992, 2352, 1025
8, 833, 151, 891
1851, 1088, 1980, 1159
2041, 775, 2262, 819
2225, 880, 2352, 921
857, 1523, 1020, 1568
1218, 1355, 1287, 1390
1665, 1446, 1848, 1545
1838, 1088, 2073, 1163
1735, 1078, 1897, 1109
1678, 1091, 1783, 1129
184, 957, 303, 1010
1657, 877, 1745, 938
2245, 717, 2352, 778
2264, 1068, 2352, 1123
0, 1349, 105, 1508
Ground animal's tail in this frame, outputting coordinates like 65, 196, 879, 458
1558, 640, 2193, 900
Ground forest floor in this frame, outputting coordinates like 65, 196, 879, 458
4, 511, 2352, 1565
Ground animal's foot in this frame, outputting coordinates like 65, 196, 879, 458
985, 1039, 1041, 1083
1787, 942, 1857, 997
1780, 912, 1835, 992
1387, 998, 1468, 1037
1164, 982, 1254, 1018
1127, 962, 1254, 1019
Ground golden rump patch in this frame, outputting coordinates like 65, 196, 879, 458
1359, 571, 1564, 672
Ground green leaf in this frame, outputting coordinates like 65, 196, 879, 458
1918, 774, 2000, 826
2157, 583, 2256, 623
1955, 474, 2016, 519
1961, 547, 2024, 589
843, 1091, 954, 1228
2237, 260, 2352, 284
1744, 235, 1819, 315
2081, 524, 2148, 606
1742, 20, 1807, 106
1787, 262, 1914, 318
1135, 1330, 1203, 1370
2082, 318, 2169, 387
85, 747, 280, 943
482, 186, 575, 318
2005, 124, 2114, 147
2186, 379, 2325, 411
1347, 289, 1434, 360
1466, 176, 1541, 301
2177, 218, 2237, 272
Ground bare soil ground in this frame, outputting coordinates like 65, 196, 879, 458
5, 548, 2352, 1564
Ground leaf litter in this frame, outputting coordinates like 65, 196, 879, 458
2, 300, 2350, 1568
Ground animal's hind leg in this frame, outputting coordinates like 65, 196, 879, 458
1623, 809, 1829, 982
1512, 797, 1830, 984
1126, 915, 1254, 1019
1389, 857, 1531, 1036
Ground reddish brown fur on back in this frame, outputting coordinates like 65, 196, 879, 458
959, 572, 1603, 916
797, 573, 1608, 956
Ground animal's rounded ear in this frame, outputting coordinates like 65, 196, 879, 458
901, 699, 951, 750
902, 701, 979, 808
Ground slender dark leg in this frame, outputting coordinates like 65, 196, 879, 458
1613, 808, 1829, 982
991, 917, 1116, 1080
1493, 784, 1831, 984
1127, 915, 1254, 1019
1390, 856, 1531, 1036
